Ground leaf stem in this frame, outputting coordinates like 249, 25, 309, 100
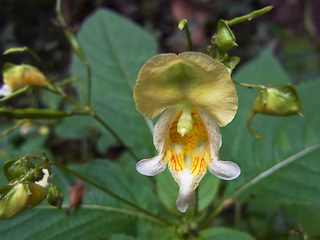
55, 0, 92, 105
91, 112, 140, 162
227, 6, 274, 26
178, 19, 193, 51
51, 161, 171, 226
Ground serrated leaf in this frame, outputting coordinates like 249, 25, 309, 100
70, 9, 158, 158
220, 46, 320, 212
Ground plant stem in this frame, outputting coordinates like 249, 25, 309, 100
178, 19, 193, 51
91, 112, 140, 162
52, 161, 171, 226
227, 6, 274, 26
233, 80, 265, 89
55, 0, 92, 105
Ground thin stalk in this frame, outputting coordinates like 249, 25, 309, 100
52, 161, 171, 226
91, 112, 140, 162
55, 0, 92, 105
178, 19, 193, 51
233, 80, 265, 90
227, 6, 274, 26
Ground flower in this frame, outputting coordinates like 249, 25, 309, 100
134, 52, 241, 212
0, 64, 48, 97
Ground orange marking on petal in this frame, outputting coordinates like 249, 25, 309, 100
167, 150, 185, 172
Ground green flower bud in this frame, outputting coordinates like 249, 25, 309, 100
2, 158, 33, 183
27, 183, 47, 208
0, 183, 47, 220
0, 184, 29, 220
247, 84, 303, 140
252, 84, 303, 116
215, 20, 238, 52
47, 185, 63, 209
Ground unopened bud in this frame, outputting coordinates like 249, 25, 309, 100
247, 84, 303, 140
252, 84, 302, 116
2, 158, 33, 183
47, 185, 63, 209
0, 184, 30, 220
3, 64, 48, 91
215, 20, 238, 52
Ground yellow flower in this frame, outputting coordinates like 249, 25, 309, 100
0, 64, 48, 97
134, 52, 240, 212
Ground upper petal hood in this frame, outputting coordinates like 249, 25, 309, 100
134, 52, 238, 127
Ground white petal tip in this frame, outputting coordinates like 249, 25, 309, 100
209, 160, 241, 180
136, 155, 166, 176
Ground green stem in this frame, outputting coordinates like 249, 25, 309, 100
227, 6, 274, 26
178, 19, 193, 51
246, 111, 262, 141
52, 161, 171, 226
55, 0, 92, 105
0, 86, 29, 103
233, 80, 265, 89
91, 112, 140, 162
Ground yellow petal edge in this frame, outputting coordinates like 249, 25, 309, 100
134, 52, 238, 127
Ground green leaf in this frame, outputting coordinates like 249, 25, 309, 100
0, 155, 166, 240
220, 46, 320, 217
199, 227, 255, 240
70, 9, 158, 158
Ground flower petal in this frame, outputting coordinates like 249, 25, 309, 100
153, 108, 178, 153
134, 52, 238, 126
174, 170, 196, 212
170, 168, 205, 212
208, 160, 241, 180
136, 154, 166, 176
198, 108, 241, 180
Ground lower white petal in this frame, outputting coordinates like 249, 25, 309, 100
136, 154, 166, 176
208, 159, 241, 180
175, 170, 198, 212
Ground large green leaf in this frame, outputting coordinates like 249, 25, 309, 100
69, 9, 158, 158
199, 227, 255, 240
220, 46, 320, 210
0, 155, 167, 240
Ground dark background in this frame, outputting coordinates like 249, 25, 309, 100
0, 0, 319, 84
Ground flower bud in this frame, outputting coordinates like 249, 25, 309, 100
47, 185, 63, 209
27, 183, 47, 208
247, 84, 303, 140
252, 84, 302, 116
215, 20, 238, 52
3, 64, 48, 91
2, 158, 33, 183
0, 183, 47, 220
0, 184, 30, 220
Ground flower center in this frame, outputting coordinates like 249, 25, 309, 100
164, 109, 211, 175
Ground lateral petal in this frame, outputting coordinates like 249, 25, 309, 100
136, 154, 166, 176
